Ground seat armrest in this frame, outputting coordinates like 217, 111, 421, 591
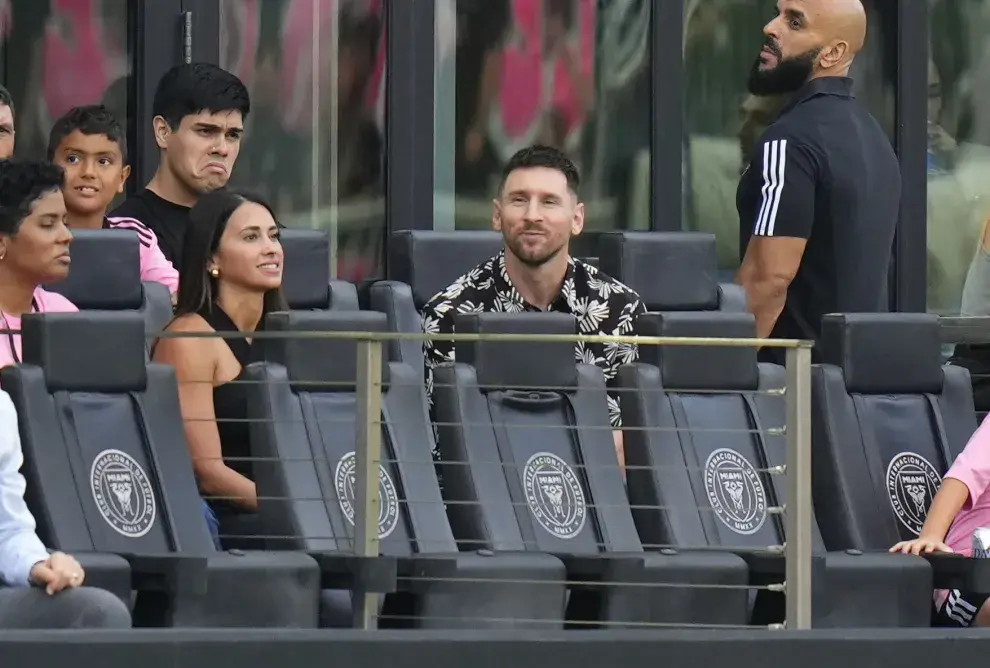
308, 552, 397, 593
72, 552, 132, 604
925, 553, 990, 593
554, 553, 607, 580
738, 550, 785, 578
119, 553, 209, 595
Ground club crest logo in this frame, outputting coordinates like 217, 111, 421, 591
886, 452, 941, 536
90, 449, 156, 538
334, 451, 400, 539
704, 448, 768, 535
522, 452, 587, 540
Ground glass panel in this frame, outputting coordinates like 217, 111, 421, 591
1, 0, 131, 163
928, 0, 990, 316
683, 0, 896, 280
435, 0, 653, 236
220, 0, 387, 281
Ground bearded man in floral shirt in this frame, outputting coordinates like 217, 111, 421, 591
421, 144, 645, 468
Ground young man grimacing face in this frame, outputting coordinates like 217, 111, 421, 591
156, 109, 244, 196
493, 166, 584, 268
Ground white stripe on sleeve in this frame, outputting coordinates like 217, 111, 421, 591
754, 139, 788, 236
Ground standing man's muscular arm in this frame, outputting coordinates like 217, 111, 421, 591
737, 137, 821, 338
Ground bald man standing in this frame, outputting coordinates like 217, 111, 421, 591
735, 0, 900, 363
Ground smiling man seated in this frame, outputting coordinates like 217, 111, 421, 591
0, 390, 131, 628
421, 144, 645, 470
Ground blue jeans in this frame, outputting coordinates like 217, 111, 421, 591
203, 499, 222, 550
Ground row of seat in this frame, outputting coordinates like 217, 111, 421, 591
21, 229, 987, 629
3, 304, 984, 629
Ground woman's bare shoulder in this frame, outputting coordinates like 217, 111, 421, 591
165, 313, 213, 333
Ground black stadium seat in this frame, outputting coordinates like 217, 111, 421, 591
432, 312, 750, 628
370, 230, 503, 370
48, 229, 173, 350
811, 314, 990, 593
617, 312, 933, 628
243, 310, 566, 629
597, 231, 747, 312
279, 228, 359, 310
0, 312, 321, 628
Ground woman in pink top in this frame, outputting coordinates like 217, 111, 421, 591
0, 161, 78, 369
891, 414, 990, 627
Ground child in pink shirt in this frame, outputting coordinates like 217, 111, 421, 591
48, 105, 178, 298
891, 414, 990, 627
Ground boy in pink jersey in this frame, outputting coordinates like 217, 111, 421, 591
891, 414, 990, 626
48, 105, 178, 300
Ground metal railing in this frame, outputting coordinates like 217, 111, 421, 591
148, 328, 815, 631
1, 324, 814, 630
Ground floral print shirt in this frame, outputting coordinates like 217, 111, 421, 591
421, 250, 645, 431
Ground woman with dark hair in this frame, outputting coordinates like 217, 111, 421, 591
0, 160, 77, 369
153, 188, 284, 548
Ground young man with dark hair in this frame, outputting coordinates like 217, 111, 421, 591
0, 84, 16, 160
421, 144, 645, 468
48, 105, 178, 297
111, 63, 251, 265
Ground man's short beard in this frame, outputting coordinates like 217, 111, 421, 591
747, 47, 821, 96
504, 232, 565, 268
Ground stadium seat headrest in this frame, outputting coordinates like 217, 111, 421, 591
279, 229, 331, 310
48, 229, 143, 310
22, 312, 147, 392
821, 313, 943, 394
598, 231, 719, 311
264, 310, 390, 392
635, 312, 759, 391
327, 280, 360, 311
454, 312, 577, 392
389, 230, 504, 308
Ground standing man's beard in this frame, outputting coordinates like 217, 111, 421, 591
747, 45, 822, 96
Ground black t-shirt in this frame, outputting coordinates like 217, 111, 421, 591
737, 77, 901, 364
111, 189, 192, 268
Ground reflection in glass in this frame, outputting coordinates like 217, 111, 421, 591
929, 0, 990, 316
436, 0, 652, 234
1, 0, 130, 163
220, 0, 387, 281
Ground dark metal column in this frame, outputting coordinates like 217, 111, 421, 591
651, 0, 685, 231
385, 0, 436, 248
892, 0, 929, 312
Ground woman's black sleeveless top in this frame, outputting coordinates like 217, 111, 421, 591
198, 304, 264, 482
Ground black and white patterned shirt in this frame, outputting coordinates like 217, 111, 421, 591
421, 250, 645, 428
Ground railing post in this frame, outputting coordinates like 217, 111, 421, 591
785, 345, 813, 630
353, 338, 384, 630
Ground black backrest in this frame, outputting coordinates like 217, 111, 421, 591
0, 312, 216, 554
280, 228, 333, 309
49, 229, 143, 310
47, 229, 172, 349
597, 231, 745, 313
244, 310, 453, 555
811, 313, 978, 550
618, 312, 826, 552
433, 312, 643, 554
372, 230, 504, 368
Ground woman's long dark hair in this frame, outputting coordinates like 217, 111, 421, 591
174, 188, 287, 321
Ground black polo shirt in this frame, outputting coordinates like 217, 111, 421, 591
737, 76, 901, 364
